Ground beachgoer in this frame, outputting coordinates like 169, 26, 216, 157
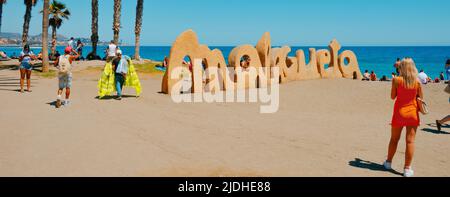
384, 58, 423, 177
106, 40, 117, 62
394, 58, 401, 76
380, 75, 388, 82
68, 37, 76, 50
445, 59, 450, 81
37, 51, 43, 60
163, 56, 168, 67
54, 47, 80, 108
363, 70, 370, 81
0, 51, 7, 59
76, 40, 84, 61
112, 50, 128, 100
240, 55, 251, 71
370, 71, 377, 81
18, 44, 37, 93
440, 72, 445, 81
418, 70, 429, 84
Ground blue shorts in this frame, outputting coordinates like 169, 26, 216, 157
20, 62, 33, 70
58, 73, 72, 89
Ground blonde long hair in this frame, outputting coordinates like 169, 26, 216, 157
398, 58, 418, 89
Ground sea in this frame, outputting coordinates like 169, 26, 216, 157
1, 46, 449, 79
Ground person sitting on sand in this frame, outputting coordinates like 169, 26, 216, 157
370, 71, 377, 81
380, 75, 389, 82
384, 57, 423, 177
362, 70, 370, 81
106, 40, 117, 62
18, 44, 37, 93
440, 72, 445, 81
54, 47, 80, 108
418, 70, 429, 84
37, 51, 43, 60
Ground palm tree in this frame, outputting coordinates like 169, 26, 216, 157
90, 0, 98, 57
113, 0, 121, 45
48, 0, 70, 57
41, 0, 49, 72
134, 0, 144, 60
0, 0, 6, 33
22, 0, 38, 47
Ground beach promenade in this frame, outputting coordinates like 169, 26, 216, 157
0, 62, 449, 177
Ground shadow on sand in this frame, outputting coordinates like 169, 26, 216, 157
95, 95, 138, 100
348, 158, 403, 176
422, 123, 450, 135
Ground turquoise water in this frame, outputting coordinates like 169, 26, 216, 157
1, 46, 449, 79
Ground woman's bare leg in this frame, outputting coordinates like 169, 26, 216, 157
25, 70, 32, 92
19, 69, 26, 92
404, 126, 417, 168
387, 126, 403, 162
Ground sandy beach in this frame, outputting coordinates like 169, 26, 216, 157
0, 61, 449, 177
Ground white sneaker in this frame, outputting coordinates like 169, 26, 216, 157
383, 161, 392, 170
404, 168, 414, 177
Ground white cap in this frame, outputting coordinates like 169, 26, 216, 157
116, 49, 122, 55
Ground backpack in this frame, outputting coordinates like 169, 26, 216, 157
58, 55, 72, 75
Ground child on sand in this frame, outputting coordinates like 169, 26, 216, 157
54, 47, 80, 108
384, 58, 423, 177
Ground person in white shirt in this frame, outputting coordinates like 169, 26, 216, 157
418, 70, 428, 84
67, 37, 76, 50
106, 40, 117, 62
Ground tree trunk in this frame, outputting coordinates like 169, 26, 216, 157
42, 0, 50, 72
22, 3, 33, 47
113, 0, 121, 45
134, 0, 144, 60
51, 25, 57, 57
91, 0, 98, 56
0, 3, 3, 33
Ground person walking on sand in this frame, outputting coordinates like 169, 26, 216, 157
384, 58, 423, 177
112, 50, 128, 100
18, 44, 37, 93
54, 47, 80, 108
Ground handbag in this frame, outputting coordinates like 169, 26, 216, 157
416, 97, 429, 115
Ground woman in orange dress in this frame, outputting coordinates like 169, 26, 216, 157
384, 58, 423, 177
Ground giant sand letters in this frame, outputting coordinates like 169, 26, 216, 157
161, 29, 362, 94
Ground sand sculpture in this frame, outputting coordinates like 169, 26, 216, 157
161, 29, 362, 94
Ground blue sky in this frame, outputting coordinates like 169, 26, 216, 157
1, 0, 450, 46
